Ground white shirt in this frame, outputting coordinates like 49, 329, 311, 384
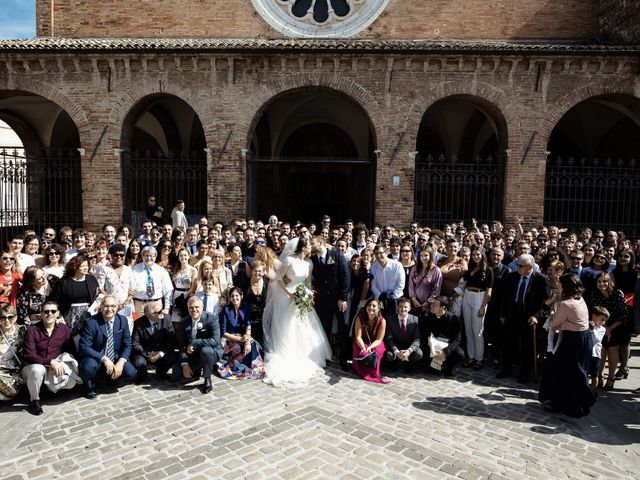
591, 325, 606, 358
131, 263, 174, 306
171, 208, 188, 230
17, 253, 35, 272
196, 290, 219, 316
370, 258, 405, 300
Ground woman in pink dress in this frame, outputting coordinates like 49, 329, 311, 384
352, 298, 389, 384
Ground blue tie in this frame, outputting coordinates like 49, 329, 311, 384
105, 321, 115, 361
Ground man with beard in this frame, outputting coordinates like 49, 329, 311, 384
309, 236, 350, 371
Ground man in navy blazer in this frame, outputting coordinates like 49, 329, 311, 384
310, 236, 350, 371
79, 296, 137, 399
178, 296, 223, 394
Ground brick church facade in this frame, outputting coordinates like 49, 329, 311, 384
1, 1, 639, 233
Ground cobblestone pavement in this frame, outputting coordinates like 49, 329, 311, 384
1, 340, 638, 480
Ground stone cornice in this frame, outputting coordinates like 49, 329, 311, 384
0, 37, 639, 55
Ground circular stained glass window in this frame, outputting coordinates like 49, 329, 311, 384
251, 0, 390, 38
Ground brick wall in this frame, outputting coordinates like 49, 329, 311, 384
39, 0, 600, 40
599, 0, 640, 43
0, 49, 637, 230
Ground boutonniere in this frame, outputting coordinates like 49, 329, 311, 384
196, 322, 204, 330
327, 256, 335, 265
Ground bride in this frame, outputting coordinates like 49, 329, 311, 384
262, 237, 332, 387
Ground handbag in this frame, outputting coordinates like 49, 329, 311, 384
355, 319, 379, 369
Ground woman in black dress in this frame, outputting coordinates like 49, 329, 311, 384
51, 254, 99, 339
244, 260, 268, 348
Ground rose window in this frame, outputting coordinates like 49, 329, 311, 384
251, 0, 390, 38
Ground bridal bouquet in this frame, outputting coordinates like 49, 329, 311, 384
294, 284, 314, 321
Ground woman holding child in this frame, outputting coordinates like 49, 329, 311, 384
538, 273, 595, 418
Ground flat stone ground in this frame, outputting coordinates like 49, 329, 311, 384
1, 340, 638, 480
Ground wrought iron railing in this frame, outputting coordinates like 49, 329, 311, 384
544, 156, 640, 237
414, 153, 504, 228
121, 150, 207, 229
0, 146, 82, 244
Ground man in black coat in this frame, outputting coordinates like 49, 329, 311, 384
498, 254, 550, 383
421, 296, 463, 377
484, 247, 511, 365
310, 236, 350, 371
131, 300, 178, 383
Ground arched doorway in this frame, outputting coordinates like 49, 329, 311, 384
247, 88, 376, 225
545, 94, 640, 236
120, 94, 207, 228
414, 95, 507, 227
0, 91, 82, 240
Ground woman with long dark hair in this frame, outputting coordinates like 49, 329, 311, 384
587, 272, 630, 390
460, 247, 493, 369
539, 273, 595, 418
217, 287, 264, 380
352, 297, 388, 384
409, 248, 442, 317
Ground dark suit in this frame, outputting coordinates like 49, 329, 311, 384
131, 315, 178, 379
311, 249, 350, 364
384, 313, 423, 366
500, 271, 550, 381
421, 311, 463, 375
485, 262, 510, 361
78, 313, 137, 390
178, 312, 223, 380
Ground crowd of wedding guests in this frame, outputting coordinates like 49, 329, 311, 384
1, 200, 638, 418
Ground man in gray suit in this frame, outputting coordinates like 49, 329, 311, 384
383, 297, 423, 370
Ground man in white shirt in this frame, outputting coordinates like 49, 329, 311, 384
370, 245, 405, 315
171, 199, 188, 230
7, 233, 35, 272
131, 246, 173, 316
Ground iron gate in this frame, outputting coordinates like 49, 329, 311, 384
0, 146, 83, 244
121, 150, 207, 229
414, 153, 504, 227
544, 156, 640, 237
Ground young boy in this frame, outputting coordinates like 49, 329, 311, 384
196, 276, 219, 316
590, 306, 609, 394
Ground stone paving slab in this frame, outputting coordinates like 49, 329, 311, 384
1, 340, 638, 479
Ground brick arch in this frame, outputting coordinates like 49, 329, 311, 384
403, 81, 512, 156
540, 78, 640, 146
106, 81, 210, 149
238, 74, 387, 150
0, 78, 90, 147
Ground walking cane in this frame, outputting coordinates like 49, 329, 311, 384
532, 323, 538, 382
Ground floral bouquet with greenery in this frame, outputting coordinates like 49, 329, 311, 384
294, 284, 314, 321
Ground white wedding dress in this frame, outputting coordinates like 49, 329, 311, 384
263, 256, 332, 387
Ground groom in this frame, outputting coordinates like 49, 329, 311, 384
310, 236, 351, 371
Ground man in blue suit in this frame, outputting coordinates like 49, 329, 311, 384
79, 296, 137, 399
178, 296, 223, 394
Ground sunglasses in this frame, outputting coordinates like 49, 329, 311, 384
594, 255, 606, 260
42, 309, 58, 314
111, 253, 125, 258
570, 256, 583, 261
48, 251, 60, 256
516, 264, 528, 268
1, 256, 15, 261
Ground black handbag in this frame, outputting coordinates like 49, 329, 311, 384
355, 320, 379, 368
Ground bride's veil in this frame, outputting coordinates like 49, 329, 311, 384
262, 237, 300, 351
278, 237, 300, 261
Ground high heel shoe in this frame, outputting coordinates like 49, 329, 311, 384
614, 368, 629, 380
603, 379, 615, 391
